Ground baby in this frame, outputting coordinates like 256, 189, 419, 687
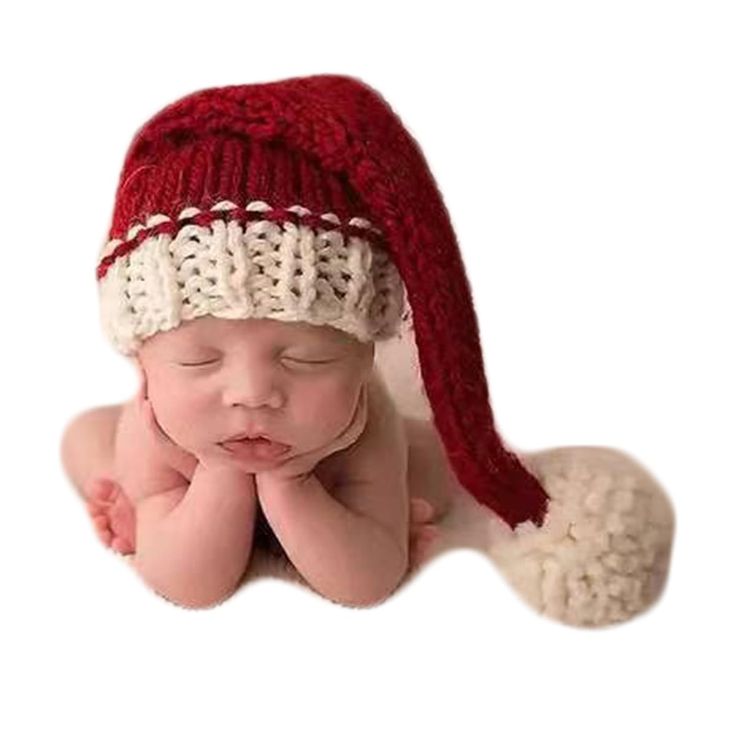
60, 76, 675, 628
59, 75, 473, 611
61, 314, 455, 609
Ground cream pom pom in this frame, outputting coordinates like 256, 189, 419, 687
486, 446, 675, 628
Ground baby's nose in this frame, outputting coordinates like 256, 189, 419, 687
222, 371, 284, 409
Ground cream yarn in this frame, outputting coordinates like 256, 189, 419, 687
98, 200, 407, 355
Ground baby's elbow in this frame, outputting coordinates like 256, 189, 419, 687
339, 547, 409, 609
133, 554, 239, 610
152, 581, 238, 610
355, 573, 407, 609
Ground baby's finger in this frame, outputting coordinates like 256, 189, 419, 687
139, 399, 157, 437
348, 384, 368, 432
328, 390, 369, 455
141, 399, 171, 444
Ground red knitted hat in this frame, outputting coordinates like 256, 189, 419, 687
96, 74, 550, 530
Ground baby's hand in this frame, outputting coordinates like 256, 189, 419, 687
135, 364, 240, 474
135, 384, 199, 475
138, 395, 248, 474
257, 383, 369, 487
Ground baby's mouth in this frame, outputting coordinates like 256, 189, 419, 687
219, 436, 292, 460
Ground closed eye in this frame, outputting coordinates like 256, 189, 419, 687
178, 359, 219, 367
282, 357, 336, 365
176, 358, 334, 367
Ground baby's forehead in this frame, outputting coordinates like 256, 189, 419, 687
144, 316, 350, 353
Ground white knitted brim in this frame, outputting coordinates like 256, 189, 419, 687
98, 200, 407, 355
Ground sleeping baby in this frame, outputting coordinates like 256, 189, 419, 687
62, 314, 454, 609
60, 75, 675, 627
57, 68, 462, 610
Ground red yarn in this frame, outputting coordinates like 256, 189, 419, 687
101, 74, 550, 529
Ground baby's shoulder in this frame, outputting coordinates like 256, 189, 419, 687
113, 399, 189, 503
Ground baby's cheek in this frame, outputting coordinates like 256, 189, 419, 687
161, 393, 210, 444
299, 380, 354, 428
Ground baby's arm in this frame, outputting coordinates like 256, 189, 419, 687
114, 402, 258, 609
257, 473, 408, 607
257, 375, 410, 607
132, 464, 258, 609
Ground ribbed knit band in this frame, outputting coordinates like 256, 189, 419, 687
98, 198, 405, 355
97, 136, 406, 354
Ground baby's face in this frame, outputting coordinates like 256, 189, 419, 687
135, 316, 374, 469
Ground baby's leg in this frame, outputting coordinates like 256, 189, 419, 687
61, 405, 134, 553
61, 404, 122, 498
402, 416, 460, 568
403, 416, 456, 520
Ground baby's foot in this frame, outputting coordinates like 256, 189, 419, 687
84, 478, 136, 555
409, 497, 441, 570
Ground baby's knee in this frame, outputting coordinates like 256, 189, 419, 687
60, 404, 123, 494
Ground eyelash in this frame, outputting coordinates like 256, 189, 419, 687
286, 359, 333, 365
178, 358, 334, 368
178, 360, 218, 367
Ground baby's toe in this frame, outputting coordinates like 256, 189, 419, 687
87, 501, 115, 548
111, 537, 134, 555
410, 498, 436, 524
409, 523, 441, 567
85, 478, 117, 504
94, 522, 113, 546
416, 525, 440, 543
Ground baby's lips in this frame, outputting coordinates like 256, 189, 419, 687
220, 436, 292, 461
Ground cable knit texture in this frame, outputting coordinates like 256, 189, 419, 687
486, 446, 675, 627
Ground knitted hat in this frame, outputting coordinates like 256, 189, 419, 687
96, 74, 550, 530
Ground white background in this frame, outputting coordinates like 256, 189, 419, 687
2, 1, 733, 734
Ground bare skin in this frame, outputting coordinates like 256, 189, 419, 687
62, 370, 456, 587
